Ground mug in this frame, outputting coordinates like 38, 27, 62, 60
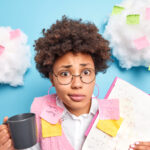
7, 113, 37, 149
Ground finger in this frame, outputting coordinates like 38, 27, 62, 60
9, 147, 15, 150
1, 139, 13, 150
0, 129, 10, 145
0, 128, 9, 138
129, 145, 150, 150
9, 146, 15, 150
136, 141, 150, 147
0, 133, 10, 146
0, 125, 7, 132
129, 143, 150, 150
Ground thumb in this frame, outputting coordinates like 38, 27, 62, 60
3, 116, 8, 124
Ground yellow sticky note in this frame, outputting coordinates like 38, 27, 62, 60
126, 14, 140, 25
96, 117, 123, 137
148, 66, 150, 71
112, 6, 124, 15
41, 119, 62, 137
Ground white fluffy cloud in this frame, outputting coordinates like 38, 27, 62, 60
104, 0, 150, 69
0, 27, 31, 86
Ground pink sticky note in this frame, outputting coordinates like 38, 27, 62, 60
0, 45, 5, 56
40, 104, 64, 124
146, 8, 150, 20
10, 29, 21, 40
134, 36, 150, 50
98, 99, 120, 120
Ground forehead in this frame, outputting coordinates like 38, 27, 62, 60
53, 52, 94, 70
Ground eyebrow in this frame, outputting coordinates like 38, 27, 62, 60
60, 63, 91, 68
80, 63, 91, 67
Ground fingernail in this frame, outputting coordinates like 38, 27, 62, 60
131, 144, 135, 148
129, 149, 133, 150
135, 141, 139, 145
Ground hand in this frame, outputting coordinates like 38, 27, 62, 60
129, 141, 150, 150
0, 117, 15, 150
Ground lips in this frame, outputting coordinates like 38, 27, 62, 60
68, 94, 85, 102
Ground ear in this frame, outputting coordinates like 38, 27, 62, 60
49, 73, 55, 86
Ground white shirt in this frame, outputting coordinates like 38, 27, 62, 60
25, 96, 98, 150
56, 96, 98, 150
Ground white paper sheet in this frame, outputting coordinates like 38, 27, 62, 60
82, 77, 150, 150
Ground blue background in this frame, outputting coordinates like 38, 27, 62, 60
0, 0, 150, 123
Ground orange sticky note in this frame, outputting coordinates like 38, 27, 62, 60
41, 119, 62, 137
96, 117, 123, 137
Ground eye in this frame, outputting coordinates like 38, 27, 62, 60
82, 69, 91, 76
59, 71, 71, 77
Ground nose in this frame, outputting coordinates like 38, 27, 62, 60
71, 75, 82, 89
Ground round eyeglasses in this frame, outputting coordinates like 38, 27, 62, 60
53, 68, 95, 85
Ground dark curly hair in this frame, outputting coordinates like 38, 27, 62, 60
34, 16, 111, 78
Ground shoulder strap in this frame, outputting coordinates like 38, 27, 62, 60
30, 94, 57, 143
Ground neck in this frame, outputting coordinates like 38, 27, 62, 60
64, 101, 92, 117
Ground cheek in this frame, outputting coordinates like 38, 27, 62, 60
85, 81, 95, 95
52, 77, 71, 99
54, 84, 69, 98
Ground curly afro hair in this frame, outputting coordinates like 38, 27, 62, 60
34, 16, 111, 78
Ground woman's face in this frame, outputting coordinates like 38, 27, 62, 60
50, 52, 95, 116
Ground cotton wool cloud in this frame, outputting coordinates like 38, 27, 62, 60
104, 0, 150, 69
0, 27, 31, 86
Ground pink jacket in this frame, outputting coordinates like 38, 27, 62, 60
31, 94, 74, 150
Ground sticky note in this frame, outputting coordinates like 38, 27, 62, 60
96, 117, 123, 137
40, 105, 64, 124
0, 45, 5, 56
112, 6, 124, 15
41, 119, 62, 137
10, 29, 21, 40
98, 99, 120, 120
126, 14, 140, 25
134, 36, 149, 50
148, 66, 150, 71
145, 8, 150, 20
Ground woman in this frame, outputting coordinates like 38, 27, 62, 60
0, 16, 150, 150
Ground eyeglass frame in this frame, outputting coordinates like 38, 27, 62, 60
52, 68, 96, 85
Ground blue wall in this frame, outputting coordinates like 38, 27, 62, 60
0, 0, 150, 123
